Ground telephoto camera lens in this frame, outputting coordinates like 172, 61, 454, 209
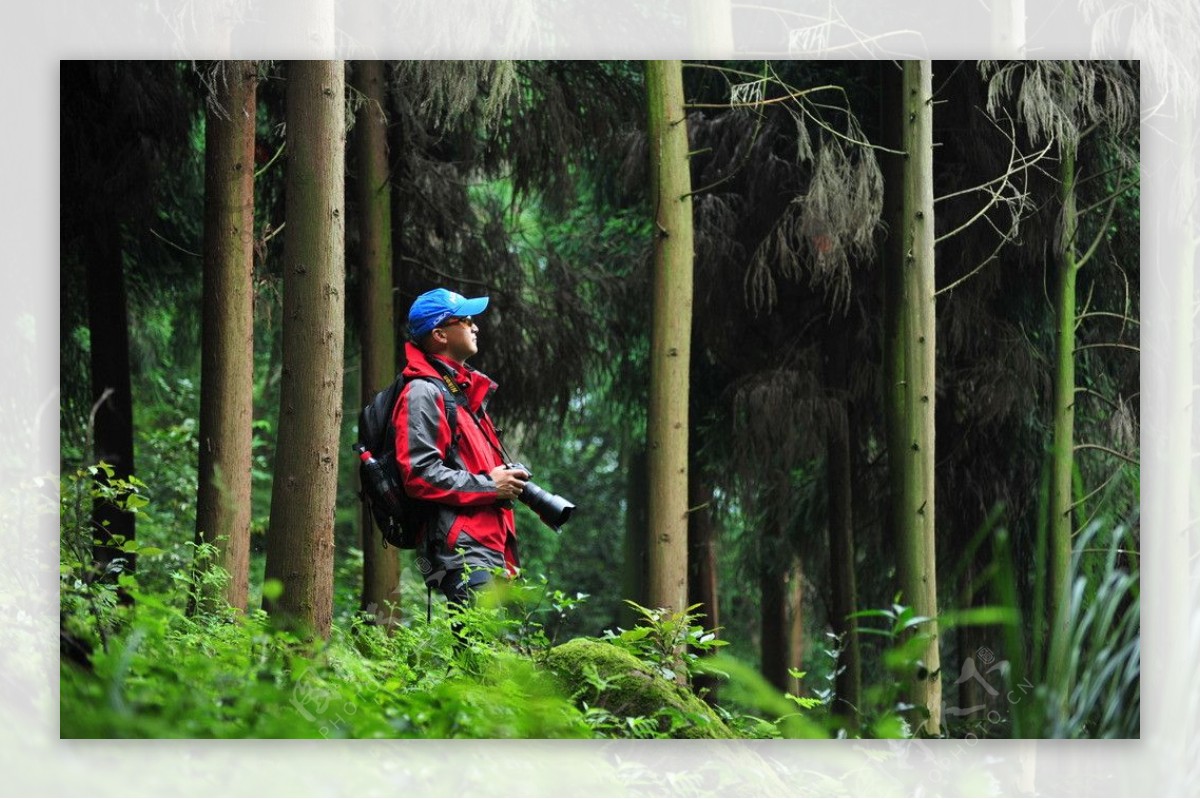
507, 462, 576, 530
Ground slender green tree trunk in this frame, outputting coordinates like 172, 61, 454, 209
644, 59, 694, 615
885, 60, 942, 735
263, 60, 346, 639
1048, 144, 1078, 669
195, 60, 257, 613
87, 209, 136, 577
352, 59, 401, 629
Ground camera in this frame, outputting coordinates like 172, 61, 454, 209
505, 462, 576, 530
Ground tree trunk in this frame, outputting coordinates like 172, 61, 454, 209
644, 59, 694, 616
824, 321, 862, 713
195, 60, 257, 613
759, 542, 790, 693
886, 60, 942, 735
352, 59, 401, 629
621, 441, 649, 629
1047, 142, 1078, 682
786, 559, 804, 697
263, 60, 346, 639
87, 209, 136, 577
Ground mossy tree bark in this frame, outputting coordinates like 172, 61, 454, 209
644, 59, 694, 616
195, 60, 257, 613
263, 60, 346, 639
352, 60, 401, 629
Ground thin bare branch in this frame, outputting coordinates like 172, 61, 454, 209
934, 137, 1054, 204
1068, 461, 1131, 511
1074, 386, 1125, 414
935, 238, 1005, 296
935, 183, 1009, 245
1076, 311, 1139, 326
684, 83, 842, 110
1074, 342, 1140, 355
149, 227, 202, 259
1073, 443, 1139, 466
682, 107, 767, 200
1076, 173, 1136, 270
254, 140, 286, 179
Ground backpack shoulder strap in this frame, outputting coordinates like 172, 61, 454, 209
406, 374, 463, 449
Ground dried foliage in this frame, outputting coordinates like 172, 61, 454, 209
980, 60, 1139, 152
746, 138, 882, 312
394, 60, 518, 132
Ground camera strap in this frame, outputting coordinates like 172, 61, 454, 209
423, 353, 511, 464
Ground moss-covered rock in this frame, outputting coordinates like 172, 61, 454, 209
543, 638, 735, 738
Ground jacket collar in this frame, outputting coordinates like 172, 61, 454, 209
402, 341, 497, 412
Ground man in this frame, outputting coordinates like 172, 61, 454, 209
394, 287, 529, 607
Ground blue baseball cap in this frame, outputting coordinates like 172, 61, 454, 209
407, 288, 490, 338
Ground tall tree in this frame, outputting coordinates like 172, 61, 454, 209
980, 60, 1138, 679
882, 60, 942, 735
351, 60, 401, 628
644, 59, 695, 615
194, 60, 258, 612
263, 60, 347, 638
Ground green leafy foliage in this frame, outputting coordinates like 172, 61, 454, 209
602, 600, 727, 684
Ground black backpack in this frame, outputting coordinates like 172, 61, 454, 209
353, 374, 460, 550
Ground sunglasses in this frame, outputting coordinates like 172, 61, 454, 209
439, 316, 476, 329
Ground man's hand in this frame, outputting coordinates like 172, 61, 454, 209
490, 465, 529, 502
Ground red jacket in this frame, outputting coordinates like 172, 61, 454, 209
392, 341, 517, 573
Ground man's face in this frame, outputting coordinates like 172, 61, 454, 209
438, 315, 479, 362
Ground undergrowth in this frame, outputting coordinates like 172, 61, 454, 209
60, 461, 1138, 739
